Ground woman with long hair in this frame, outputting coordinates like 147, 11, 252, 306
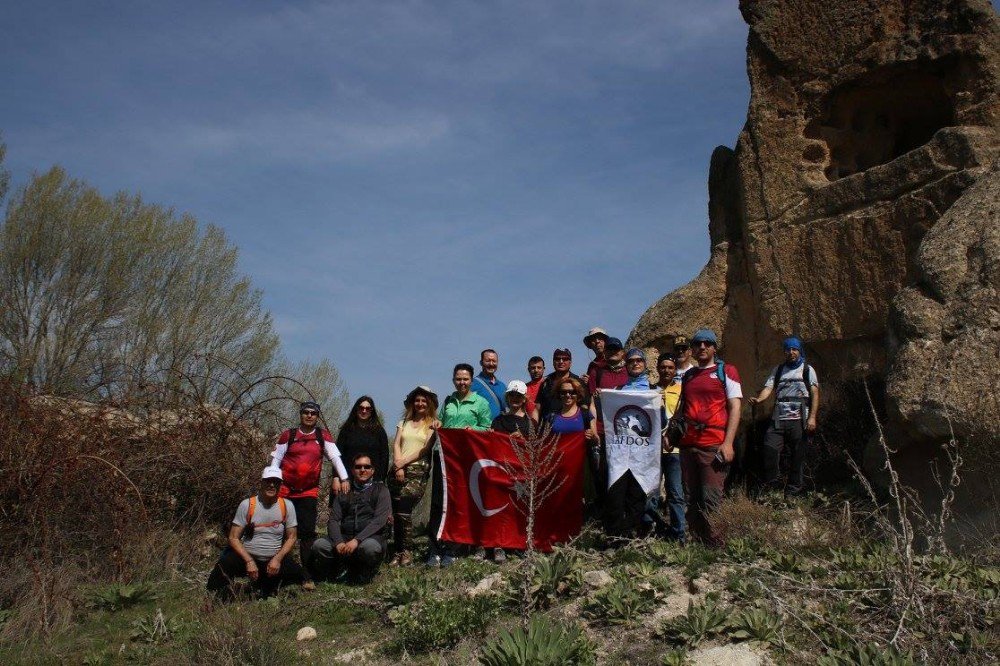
389, 386, 438, 566
336, 396, 390, 482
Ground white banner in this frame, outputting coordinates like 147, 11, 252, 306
599, 389, 663, 494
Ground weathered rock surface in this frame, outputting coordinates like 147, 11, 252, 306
630, 0, 999, 518
689, 644, 764, 666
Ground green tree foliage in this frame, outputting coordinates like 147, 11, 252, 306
0, 158, 346, 428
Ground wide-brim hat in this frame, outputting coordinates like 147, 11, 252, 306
583, 327, 609, 347
404, 385, 439, 409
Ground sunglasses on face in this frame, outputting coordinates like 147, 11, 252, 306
558, 390, 577, 396
554, 357, 570, 363
357, 405, 372, 412
694, 341, 714, 348
627, 358, 644, 364
300, 410, 318, 416
354, 464, 373, 470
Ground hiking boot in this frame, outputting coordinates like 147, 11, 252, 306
493, 548, 507, 563
424, 553, 441, 568
301, 580, 316, 592
440, 553, 455, 568
399, 551, 413, 566
473, 547, 487, 560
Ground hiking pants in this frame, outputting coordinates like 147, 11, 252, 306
390, 460, 429, 554
680, 446, 729, 547
312, 537, 385, 578
662, 452, 686, 541
762, 420, 808, 495
206, 547, 304, 600
289, 496, 318, 581
603, 470, 647, 538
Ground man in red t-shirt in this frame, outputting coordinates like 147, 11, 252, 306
524, 356, 546, 420
676, 329, 742, 547
269, 401, 349, 587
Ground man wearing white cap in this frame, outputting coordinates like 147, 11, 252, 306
206, 467, 304, 599
582, 327, 610, 386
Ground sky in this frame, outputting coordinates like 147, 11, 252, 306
0, 0, 750, 425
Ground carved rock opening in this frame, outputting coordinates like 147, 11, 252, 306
805, 63, 958, 181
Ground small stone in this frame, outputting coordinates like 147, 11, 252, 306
582, 570, 614, 589
689, 575, 711, 594
468, 572, 504, 597
296, 626, 317, 642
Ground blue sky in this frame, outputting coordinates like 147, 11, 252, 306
1, 0, 750, 422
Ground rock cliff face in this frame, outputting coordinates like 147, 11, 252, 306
630, 0, 999, 501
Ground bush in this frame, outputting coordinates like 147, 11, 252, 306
658, 592, 729, 648
392, 594, 505, 653
190, 611, 284, 666
582, 579, 657, 626
524, 552, 582, 610
478, 616, 595, 666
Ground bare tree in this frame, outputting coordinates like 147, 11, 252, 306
499, 422, 569, 555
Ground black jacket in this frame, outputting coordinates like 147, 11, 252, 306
336, 425, 390, 481
327, 481, 391, 546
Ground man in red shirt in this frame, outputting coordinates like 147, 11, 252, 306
269, 401, 349, 588
524, 356, 545, 419
676, 329, 742, 547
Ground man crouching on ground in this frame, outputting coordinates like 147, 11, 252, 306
207, 467, 304, 600
311, 453, 392, 583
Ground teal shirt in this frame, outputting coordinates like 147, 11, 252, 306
439, 391, 492, 430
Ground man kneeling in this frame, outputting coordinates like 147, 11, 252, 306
312, 454, 391, 583
207, 467, 304, 600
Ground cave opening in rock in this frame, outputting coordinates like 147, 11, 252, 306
805, 63, 957, 181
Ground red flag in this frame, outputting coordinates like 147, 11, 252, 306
437, 429, 585, 552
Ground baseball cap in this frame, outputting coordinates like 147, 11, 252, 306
261, 467, 283, 481
673, 335, 690, 349
553, 348, 572, 360
299, 401, 321, 413
506, 380, 528, 396
605, 337, 624, 352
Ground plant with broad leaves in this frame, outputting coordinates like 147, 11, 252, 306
478, 616, 595, 666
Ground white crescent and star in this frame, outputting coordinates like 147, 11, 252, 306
469, 459, 510, 517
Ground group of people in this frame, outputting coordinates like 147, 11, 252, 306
207, 327, 820, 599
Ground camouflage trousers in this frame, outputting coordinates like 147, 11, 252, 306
390, 460, 429, 552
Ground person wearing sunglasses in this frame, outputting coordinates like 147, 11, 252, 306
336, 396, 390, 483
207, 466, 305, 599
672, 335, 695, 381
269, 401, 349, 590
654, 353, 685, 542
674, 329, 743, 547
545, 377, 598, 443
532, 348, 590, 422
311, 453, 392, 583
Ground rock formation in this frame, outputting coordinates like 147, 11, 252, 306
630, 0, 999, 517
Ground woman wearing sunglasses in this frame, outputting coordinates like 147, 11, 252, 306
336, 396, 390, 483
546, 377, 598, 442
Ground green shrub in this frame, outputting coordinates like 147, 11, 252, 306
661, 648, 692, 666
582, 579, 656, 626
525, 552, 582, 610
378, 575, 432, 608
88, 583, 158, 612
659, 592, 728, 647
392, 594, 505, 653
478, 616, 595, 665
727, 607, 782, 647
816, 641, 915, 666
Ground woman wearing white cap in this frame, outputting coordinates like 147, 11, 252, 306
491, 380, 533, 439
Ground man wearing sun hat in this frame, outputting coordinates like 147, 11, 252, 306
206, 466, 304, 599
583, 327, 610, 385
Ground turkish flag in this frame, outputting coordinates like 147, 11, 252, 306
437, 429, 585, 552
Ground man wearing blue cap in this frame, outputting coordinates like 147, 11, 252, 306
749, 337, 819, 496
